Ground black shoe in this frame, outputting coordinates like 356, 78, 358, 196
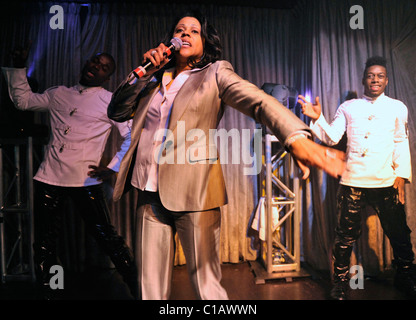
330, 279, 348, 300
394, 266, 416, 298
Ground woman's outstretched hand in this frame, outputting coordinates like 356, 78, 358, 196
289, 137, 346, 180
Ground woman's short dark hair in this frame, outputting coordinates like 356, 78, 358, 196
162, 10, 222, 69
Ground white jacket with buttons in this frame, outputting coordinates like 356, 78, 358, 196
2, 67, 131, 187
310, 93, 411, 188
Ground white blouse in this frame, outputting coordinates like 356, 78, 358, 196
131, 67, 195, 192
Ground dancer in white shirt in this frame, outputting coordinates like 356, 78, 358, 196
299, 56, 415, 299
2, 48, 137, 299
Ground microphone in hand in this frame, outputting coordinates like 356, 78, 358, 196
131, 37, 182, 79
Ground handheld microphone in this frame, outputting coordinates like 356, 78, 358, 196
131, 37, 182, 79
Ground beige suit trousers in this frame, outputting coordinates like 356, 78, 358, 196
135, 190, 229, 300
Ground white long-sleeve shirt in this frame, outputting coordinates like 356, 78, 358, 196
310, 93, 412, 188
2, 67, 132, 187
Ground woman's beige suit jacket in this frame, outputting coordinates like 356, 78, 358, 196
108, 60, 310, 212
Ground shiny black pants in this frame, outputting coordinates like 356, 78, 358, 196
333, 185, 414, 281
33, 181, 137, 298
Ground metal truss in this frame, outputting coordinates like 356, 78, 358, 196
251, 134, 309, 283
0, 137, 36, 283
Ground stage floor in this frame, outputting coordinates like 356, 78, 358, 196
0, 261, 410, 300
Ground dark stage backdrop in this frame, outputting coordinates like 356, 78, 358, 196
0, 0, 415, 277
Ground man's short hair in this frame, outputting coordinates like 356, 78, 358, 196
364, 56, 387, 76
97, 52, 116, 76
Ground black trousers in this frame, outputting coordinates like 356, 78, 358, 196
33, 181, 137, 297
333, 185, 414, 281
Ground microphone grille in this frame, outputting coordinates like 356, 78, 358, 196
170, 37, 182, 51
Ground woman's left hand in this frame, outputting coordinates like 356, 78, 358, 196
289, 137, 346, 180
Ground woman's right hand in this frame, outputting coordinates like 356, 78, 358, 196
142, 43, 171, 75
